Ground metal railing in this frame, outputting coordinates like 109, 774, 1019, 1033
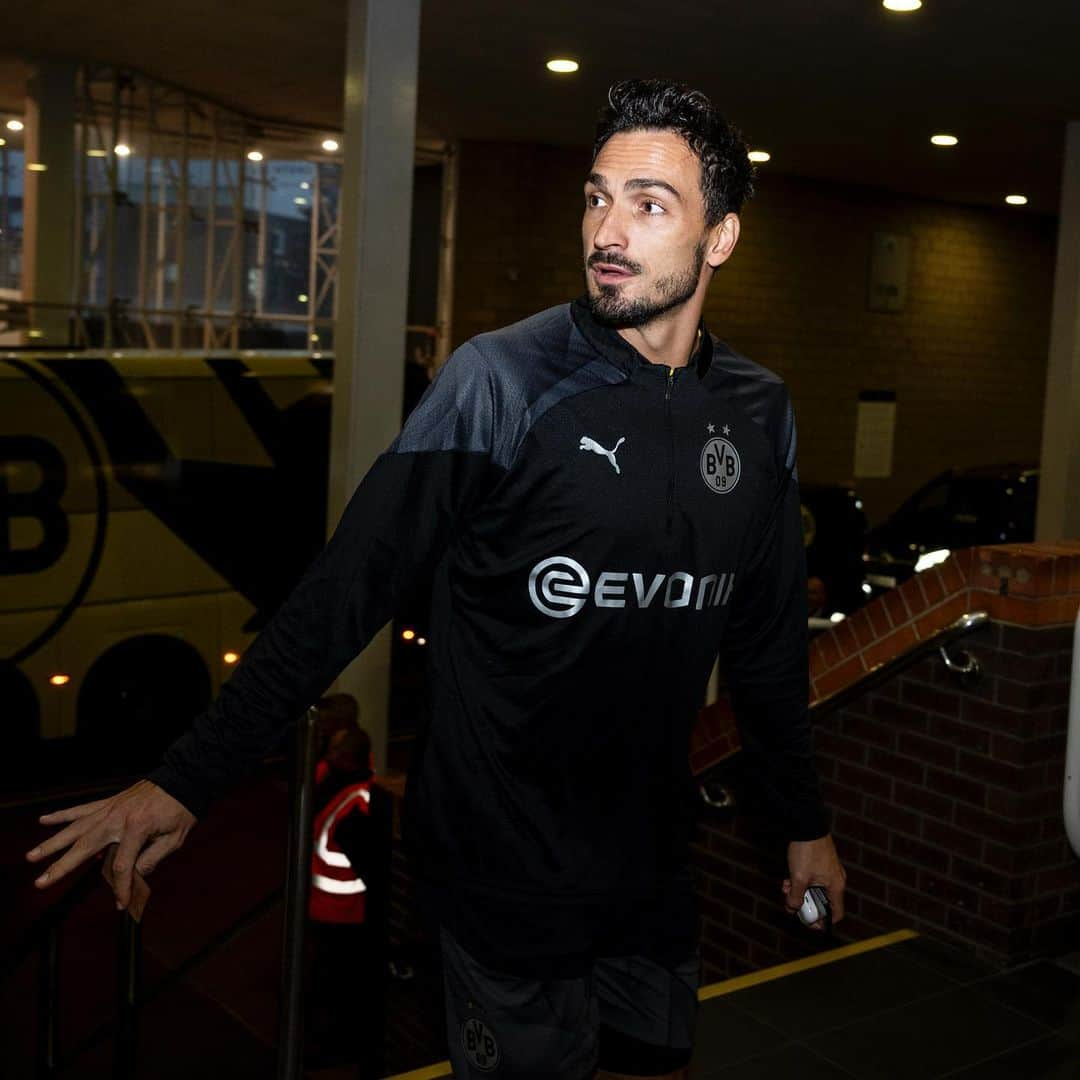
699, 611, 991, 815
2, 706, 335, 1078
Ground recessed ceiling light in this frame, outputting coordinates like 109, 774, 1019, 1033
6, 119, 24, 132
294, 196, 307, 206
0, 138, 6, 147
27, 162, 47, 172
321, 138, 340, 152
546, 59, 579, 74
883, 0, 922, 11
247, 150, 264, 162
86, 148, 107, 157
748, 150, 771, 163
1005, 194, 1028, 206
930, 134, 958, 147
114, 143, 132, 157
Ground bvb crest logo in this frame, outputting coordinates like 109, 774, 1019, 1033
700, 437, 741, 495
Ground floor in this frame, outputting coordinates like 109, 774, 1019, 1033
370, 932, 1080, 1080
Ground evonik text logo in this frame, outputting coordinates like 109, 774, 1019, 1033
528, 555, 735, 620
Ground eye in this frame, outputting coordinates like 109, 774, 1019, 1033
640, 199, 665, 215
586, 191, 607, 209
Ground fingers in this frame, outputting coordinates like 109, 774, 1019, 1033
38, 798, 108, 826
110, 830, 146, 910
32, 833, 103, 889
134, 833, 175, 877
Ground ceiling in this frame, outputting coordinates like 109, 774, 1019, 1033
1, 0, 1078, 214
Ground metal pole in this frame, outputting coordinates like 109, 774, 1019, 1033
175, 97, 190, 349
112, 914, 141, 1079
36, 926, 60, 1079
232, 152, 245, 348
434, 141, 459, 365
276, 706, 318, 1080
1064, 603, 1080, 860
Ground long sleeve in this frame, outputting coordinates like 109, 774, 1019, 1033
146, 344, 502, 818
720, 397, 828, 842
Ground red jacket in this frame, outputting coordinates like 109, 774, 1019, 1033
309, 766, 372, 924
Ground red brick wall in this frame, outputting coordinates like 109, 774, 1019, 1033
693, 544, 1080, 981
452, 140, 1056, 523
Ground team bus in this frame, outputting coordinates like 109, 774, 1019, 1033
1, 348, 336, 771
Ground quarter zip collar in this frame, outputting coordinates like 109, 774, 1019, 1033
570, 296, 714, 379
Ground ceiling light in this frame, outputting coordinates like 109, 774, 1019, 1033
223, 651, 240, 664
402, 629, 416, 641
114, 143, 132, 157
883, 0, 922, 10
321, 138, 340, 152
27, 162, 47, 172
294, 196, 307, 206
546, 59, 579, 74
6, 119, 24, 132
930, 134, 958, 147
748, 150, 771, 163
1005, 194, 1028, 206
298, 293, 309, 303
0, 138, 6, 147
49, 673, 71, 687
86, 148, 107, 157
247, 150, 264, 162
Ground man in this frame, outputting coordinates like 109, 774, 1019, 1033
28, 80, 845, 1079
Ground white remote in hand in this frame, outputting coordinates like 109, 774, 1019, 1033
798, 885, 830, 927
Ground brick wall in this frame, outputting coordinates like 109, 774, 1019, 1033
693, 543, 1080, 981
452, 140, 1057, 522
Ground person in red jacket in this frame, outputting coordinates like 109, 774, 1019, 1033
306, 722, 391, 1075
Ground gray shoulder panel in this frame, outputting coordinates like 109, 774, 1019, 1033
395, 305, 625, 473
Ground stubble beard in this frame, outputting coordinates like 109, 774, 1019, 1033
585, 240, 706, 330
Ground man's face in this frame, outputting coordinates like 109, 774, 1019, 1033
582, 129, 711, 329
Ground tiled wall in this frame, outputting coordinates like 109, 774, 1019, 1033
451, 140, 1056, 523
693, 543, 1080, 980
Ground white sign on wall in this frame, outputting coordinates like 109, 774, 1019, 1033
854, 390, 897, 479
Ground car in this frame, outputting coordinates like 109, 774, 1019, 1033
800, 483, 869, 617
862, 464, 1039, 591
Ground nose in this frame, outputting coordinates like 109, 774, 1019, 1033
591, 201, 628, 252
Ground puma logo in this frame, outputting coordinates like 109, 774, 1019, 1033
579, 435, 626, 475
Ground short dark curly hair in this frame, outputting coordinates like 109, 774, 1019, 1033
593, 80, 755, 226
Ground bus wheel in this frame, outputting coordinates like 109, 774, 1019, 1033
77, 635, 211, 770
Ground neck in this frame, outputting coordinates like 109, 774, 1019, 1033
615, 290, 706, 369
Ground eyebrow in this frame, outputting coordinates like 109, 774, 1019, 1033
586, 172, 683, 201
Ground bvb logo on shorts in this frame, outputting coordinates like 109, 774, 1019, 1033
700, 437, 741, 495
461, 1016, 500, 1071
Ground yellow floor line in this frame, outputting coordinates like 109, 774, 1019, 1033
698, 928, 920, 1001
382, 1062, 453, 1080
382, 929, 920, 1078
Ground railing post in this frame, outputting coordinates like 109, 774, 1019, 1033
1064, 603, 1080, 860
36, 925, 60, 1079
277, 706, 318, 1080
113, 913, 141, 1079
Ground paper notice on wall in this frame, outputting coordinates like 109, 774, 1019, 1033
854, 390, 897, 479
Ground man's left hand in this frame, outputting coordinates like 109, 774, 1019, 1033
783, 834, 846, 932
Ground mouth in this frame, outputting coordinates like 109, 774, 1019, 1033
590, 262, 637, 286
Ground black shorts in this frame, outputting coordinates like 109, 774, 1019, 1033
440, 924, 699, 1079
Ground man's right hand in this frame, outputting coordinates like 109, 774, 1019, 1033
25, 780, 197, 911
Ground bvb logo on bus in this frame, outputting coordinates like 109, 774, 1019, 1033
700, 436, 741, 495
0, 358, 107, 664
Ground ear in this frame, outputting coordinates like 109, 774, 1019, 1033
705, 213, 740, 269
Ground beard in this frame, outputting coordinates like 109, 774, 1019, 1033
584, 240, 706, 329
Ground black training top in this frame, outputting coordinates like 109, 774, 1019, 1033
148, 299, 827, 971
